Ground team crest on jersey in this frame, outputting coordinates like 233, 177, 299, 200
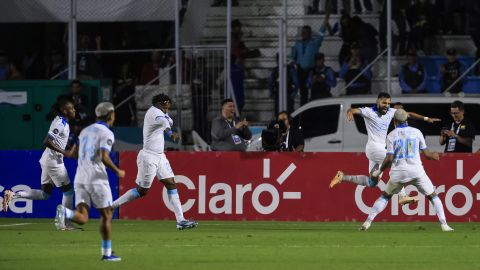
53, 129, 59, 134
107, 139, 113, 146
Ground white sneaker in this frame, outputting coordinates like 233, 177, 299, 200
2, 190, 14, 212
359, 221, 371, 231
441, 224, 454, 232
54, 205, 66, 230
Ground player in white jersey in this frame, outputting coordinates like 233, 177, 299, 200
111, 93, 198, 230
2, 98, 76, 219
360, 109, 454, 232
329, 92, 440, 205
54, 102, 126, 261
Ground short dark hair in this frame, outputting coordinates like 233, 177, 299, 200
302, 25, 312, 31
71, 79, 81, 86
377, 92, 391, 99
393, 102, 403, 107
451, 100, 464, 111
152, 93, 172, 106
221, 98, 234, 107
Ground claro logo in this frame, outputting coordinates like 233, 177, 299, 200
355, 160, 480, 217
162, 159, 301, 215
0, 184, 32, 213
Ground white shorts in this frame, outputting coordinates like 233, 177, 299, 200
136, 150, 175, 188
74, 182, 112, 209
365, 146, 386, 173
40, 164, 70, 187
385, 173, 435, 196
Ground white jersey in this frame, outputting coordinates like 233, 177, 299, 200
39, 116, 70, 166
142, 106, 172, 155
386, 124, 427, 181
359, 106, 397, 151
75, 122, 115, 184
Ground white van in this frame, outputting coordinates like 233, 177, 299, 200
247, 95, 480, 152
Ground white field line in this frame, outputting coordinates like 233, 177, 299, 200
0, 223, 33, 227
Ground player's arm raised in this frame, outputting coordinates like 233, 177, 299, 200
406, 112, 441, 123
346, 108, 361, 121
101, 150, 125, 178
421, 149, 440, 160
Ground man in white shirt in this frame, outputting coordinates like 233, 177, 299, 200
329, 92, 440, 205
54, 102, 126, 261
2, 98, 76, 218
360, 109, 453, 232
111, 93, 198, 230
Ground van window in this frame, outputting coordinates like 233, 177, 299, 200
293, 105, 340, 139
352, 103, 480, 136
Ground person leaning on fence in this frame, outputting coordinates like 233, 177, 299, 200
440, 48, 465, 94
291, 13, 329, 106
399, 50, 427, 94
339, 42, 372, 95
307, 53, 336, 100
211, 99, 252, 151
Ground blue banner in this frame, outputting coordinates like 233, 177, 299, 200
0, 151, 119, 219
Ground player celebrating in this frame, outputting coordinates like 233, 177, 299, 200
54, 102, 126, 261
360, 109, 454, 232
329, 92, 440, 205
111, 93, 198, 230
2, 98, 76, 222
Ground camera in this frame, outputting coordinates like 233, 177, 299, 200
261, 120, 287, 151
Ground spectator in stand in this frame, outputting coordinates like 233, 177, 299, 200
329, 12, 355, 66
77, 33, 103, 79
439, 100, 475, 153
307, 53, 336, 100
399, 50, 427, 94
277, 111, 304, 152
7, 59, 24, 80
211, 98, 252, 151
231, 19, 260, 66
140, 51, 162, 85
407, 0, 434, 53
292, 14, 329, 105
268, 54, 299, 115
0, 51, 8, 80
46, 49, 67, 80
339, 42, 372, 95
467, 1, 480, 75
351, 16, 378, 64
440, 48, 465, 94
392, 8, 410, 56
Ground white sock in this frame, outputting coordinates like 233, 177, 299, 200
112, 188, 141, 209
431, 196, 447, 225
367, 196, 389, 223
62, 190, 74, 209
65, 207, 75, 220
101, 240, 112, 256
168, 189, 184, 222
398, 188, 407, 198
15, 189, 49, 200
342, 175, 374, 187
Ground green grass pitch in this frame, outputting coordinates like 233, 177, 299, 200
0, 219, 479, 270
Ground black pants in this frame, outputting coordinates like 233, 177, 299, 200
297, 67, 312, 106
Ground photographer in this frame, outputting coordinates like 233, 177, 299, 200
262, 111, 304, 152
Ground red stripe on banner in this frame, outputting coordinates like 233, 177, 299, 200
118, 152, 480, 222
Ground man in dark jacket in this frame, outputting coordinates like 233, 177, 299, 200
399, 51, 427, 93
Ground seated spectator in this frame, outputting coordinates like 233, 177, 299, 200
268, 54, 299, 115
339, 42, 372, 95
399, 51, 427, 94
277, 111, 304, 152
292, 15, 329, 105
440, 48, 465, 94
307, 53, 336, 100
439, 100, 475, 153
211, 99, 252, 151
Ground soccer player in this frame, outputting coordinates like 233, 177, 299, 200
54, 102, 125, 261
2, 98, 76, 222
111, 93, 198, 230
360, 109, 454, 232
329, 92, 440, 205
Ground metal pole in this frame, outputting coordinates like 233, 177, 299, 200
175, 0, 183, 139
68, 0, 77, 79
278, 0, 288, 112
386, 0, 392, 93
226, 0, 232, 99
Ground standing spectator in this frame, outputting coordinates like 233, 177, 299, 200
307, 53, 336, 100
351, 16, 378, 64
440, 48, 465, 94
46, 49, 67, 80
329, 12, 355, 66
407, 0, 434, 53
211, 99, 252, 151
399, 51, 427, 93
268, 54, 300, 115
77, 34, 103, 79
292, 15, 329, 105
277, 111, 304, 152
231, 19, 260, 66
339, 43, 372, 95
393, 8, 410, 56
140, 51, 162, 85
439, 100, 475, 153
230, 55, 245, 113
